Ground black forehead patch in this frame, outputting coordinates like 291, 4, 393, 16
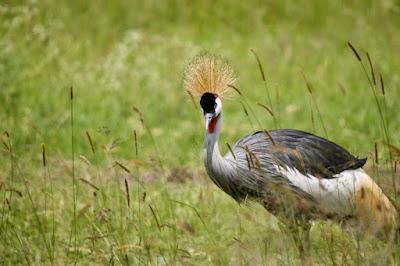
200, 93, 216, 113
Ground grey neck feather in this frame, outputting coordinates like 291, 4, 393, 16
203, 113, 238, 198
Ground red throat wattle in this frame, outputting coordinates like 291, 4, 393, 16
208, 114, 220, 133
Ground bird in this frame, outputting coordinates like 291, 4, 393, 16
183, 53, 398, 242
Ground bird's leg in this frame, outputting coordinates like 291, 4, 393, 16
300, 218, 311, 257
263, 191, 313, 258
286, 212, 312, 261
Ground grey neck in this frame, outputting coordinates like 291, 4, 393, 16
203, 113, 237, 199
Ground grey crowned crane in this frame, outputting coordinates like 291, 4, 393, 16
183, 54, 398, 241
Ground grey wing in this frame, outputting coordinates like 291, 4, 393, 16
224, 129, 366, 199
228, 129, 366, 178
224, 130, 297, 200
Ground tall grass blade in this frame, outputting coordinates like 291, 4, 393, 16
124, 178, 130, 207
22, 174, 53, 263
347, 42, 362, 62
257, 102, 274, 118
347, 44, 396, 197
366, 52, 376, 85
227, 84, 242, 96
148, 204, 161, 231
380, 73, 385, 95
85, 131, 96, 155
302, 72, 328, 137
133, 130, 138, 157
1, 131, 14, 238
226, 143, 236, 160
132, 106, 164, 172
115, 161, 131, 174
68, 86, 78, 261
309, 100, 316, 133
171, 200, 216, 245
79, 178, 99, 191
250, 49, 278, 127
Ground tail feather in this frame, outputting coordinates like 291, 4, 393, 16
353, 175, 398, 236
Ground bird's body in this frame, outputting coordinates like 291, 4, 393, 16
205, 115, 397, 233
184, 54, 398, 236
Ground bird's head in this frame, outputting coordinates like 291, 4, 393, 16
200, 92, 222, 133
183, 53, 236, 133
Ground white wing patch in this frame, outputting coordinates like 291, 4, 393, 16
275, 165, 371, 215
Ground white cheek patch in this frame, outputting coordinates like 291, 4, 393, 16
214, 97, 222, 115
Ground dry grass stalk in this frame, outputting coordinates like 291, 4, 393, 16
186, 90, 198, 111
226, 143, 236, 160
5, 198, 11, 210
132, 106, 144, 126
84, 234, 112, 241
227, 84, 242, 96
1, 138, 9, 151
245, 154, 251, 170
142, 191, 146, 202
6, 188, 23, 197
124, 178, 130, 207
115, 161, 131, 174
264, 130, 276, 146
1, 131, 10, 151
275, 84, 281, 123
257, 102, 274, 117
85, 131, 95, 154
250, 49, 277, 127
366, 52, 376, 85
384, 143, 400, 158
79, 155, 91, 166
347, 42, 362, 62
380, 73, 385, 95
240, 146, 260, 169
148, 204, 161, 231
42, 144, 46, 167
78, 178, 99, 191
301, 72, 313, 95
133, 130, 138, 156
69, 85, 78, 261
250, 49, 266, 82
310, 102, 315, 131
240, 101, 249, 117
302, 72, 328, 137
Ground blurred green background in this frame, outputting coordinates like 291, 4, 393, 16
1, 0, 399, 167
1, 0, 400, 264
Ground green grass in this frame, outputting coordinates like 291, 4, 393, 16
1, 0, 400, 264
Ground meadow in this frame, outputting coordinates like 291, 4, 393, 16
1, 0, 400, 264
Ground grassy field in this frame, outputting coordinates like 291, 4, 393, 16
1, 0, 400, 264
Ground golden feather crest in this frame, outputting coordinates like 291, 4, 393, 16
183, 53, 237, 98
